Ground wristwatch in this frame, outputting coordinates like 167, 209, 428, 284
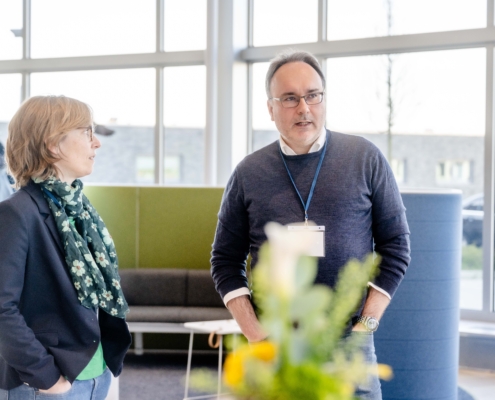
356, 316, 379, 332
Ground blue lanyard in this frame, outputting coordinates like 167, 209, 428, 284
278, 139, 327, 224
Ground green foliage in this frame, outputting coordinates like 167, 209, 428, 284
462, 244, 482, 270
319, 255, 379, 360
192, 227, 382, 400
246, 242, 380, 399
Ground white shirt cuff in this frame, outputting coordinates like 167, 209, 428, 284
367, 282, 391, 300
223, 287, 251, 306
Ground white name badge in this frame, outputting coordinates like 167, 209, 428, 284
287, 225, 325, 257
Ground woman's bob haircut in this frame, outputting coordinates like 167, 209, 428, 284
6, 95, 93, 188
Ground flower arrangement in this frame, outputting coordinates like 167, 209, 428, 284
194, 222, 392, 399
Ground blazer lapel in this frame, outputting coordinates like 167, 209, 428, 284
23, 181, 64, 254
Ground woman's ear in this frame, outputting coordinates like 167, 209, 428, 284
47, 142, 60, 158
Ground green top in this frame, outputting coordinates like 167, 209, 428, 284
67, 217, 107, 381
76, 342, 107, 380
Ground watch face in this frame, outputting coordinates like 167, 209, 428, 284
367, 318, 378, 331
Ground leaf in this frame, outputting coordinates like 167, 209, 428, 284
294, 255, 318, 290
290, 286, 331, 320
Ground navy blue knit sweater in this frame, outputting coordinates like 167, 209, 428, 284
211, 130, 410, 306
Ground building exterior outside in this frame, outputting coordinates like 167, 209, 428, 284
0, 122, 483, 198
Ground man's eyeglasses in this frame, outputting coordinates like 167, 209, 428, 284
270, 91, 325, 108
77, 126, 96, 142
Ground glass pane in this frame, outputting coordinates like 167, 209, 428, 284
164, 0, 206, 51
326, 48, 486, 310
0, 74, 22, 146
252, 62, 278, 152
0, 0, 22, 60
163, 65, 206, 184
253, 0, 318, 47
328, 0, 486, 40
31, 69, 156, 185
31, 0, 155, 58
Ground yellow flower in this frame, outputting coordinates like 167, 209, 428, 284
339, 382, 354, 398
224, 351, 245, 387
377, 363, 393, 381
250, 341, 277, 362
223, 341, 277, 388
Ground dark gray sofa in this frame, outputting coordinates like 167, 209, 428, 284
119, 268, 231, 354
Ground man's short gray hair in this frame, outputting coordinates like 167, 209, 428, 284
265, 49, 326, 98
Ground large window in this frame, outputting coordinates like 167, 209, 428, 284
326, 48, 486, 309
0, 74, 22, 144
163, 65, 206, 184
251, 62, 277, 152
327, 0, 486, 40
252, 0, 318, 46
164, 0, 207, 51
31, 69, 156, 185
0, 1, 207, 186
31, 0, 156, 58
0, 1, 22, 60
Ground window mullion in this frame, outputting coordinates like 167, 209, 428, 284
205, 0, 219, 186
157, 0, 164, 52
155, 0, 165, 184
247, 62, 253, 155
21, 0, 31, 102
23, 0, 30, 60
155, 68, 164, 185
248, 0, 254, 47
318, 0, 327, 42
483, 45, 495, 313
488, 0, 494, 27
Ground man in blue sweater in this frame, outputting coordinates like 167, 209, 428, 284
211, 50, 410, 398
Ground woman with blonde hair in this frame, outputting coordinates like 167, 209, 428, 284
0, 96, 131, 399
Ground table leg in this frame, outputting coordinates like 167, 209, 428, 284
184, 331, 194, 400
217, 335, 223, 399
134, 332, 144, 356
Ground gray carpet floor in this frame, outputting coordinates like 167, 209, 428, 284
120, 353, 217, 400
120, 353, 475, 400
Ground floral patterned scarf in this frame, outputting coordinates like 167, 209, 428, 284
35, 177, 129, 319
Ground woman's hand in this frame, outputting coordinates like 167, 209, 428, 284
38, 375, 72, 394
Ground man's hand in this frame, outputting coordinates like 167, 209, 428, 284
351, 322, 368, 332
38, 375, 71, 394
226, 295, 267, 342
351, 287, 390, 331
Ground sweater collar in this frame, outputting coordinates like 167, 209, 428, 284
279, 127, 327, 156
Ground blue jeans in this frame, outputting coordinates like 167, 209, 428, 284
350, 331, 382, 400
0, 368, 112, 400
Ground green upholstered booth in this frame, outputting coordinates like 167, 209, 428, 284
83, 186, 224, 270
83, 186, 226, 352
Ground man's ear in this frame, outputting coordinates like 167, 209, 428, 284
267, 99, 274, 121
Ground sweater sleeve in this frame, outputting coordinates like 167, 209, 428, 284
0, 201, 62, 389
211, 169, 251, 300
370, 151, 411, 298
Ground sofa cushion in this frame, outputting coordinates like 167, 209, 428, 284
120, 268, 187, 306
126, 306, 231, 323
186, 269, 224, 307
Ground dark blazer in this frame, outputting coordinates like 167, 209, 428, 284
0, 181, 131, 390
